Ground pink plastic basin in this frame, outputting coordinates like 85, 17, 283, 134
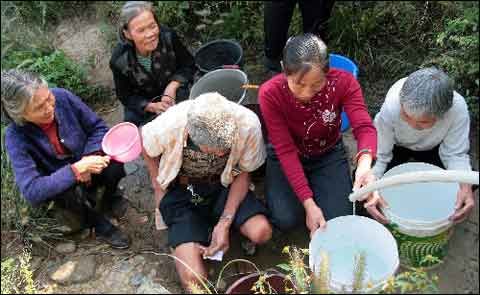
102, 122, 141, 163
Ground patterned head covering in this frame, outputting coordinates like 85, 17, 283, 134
186, 92, 237, 150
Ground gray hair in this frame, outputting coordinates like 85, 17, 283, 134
400, 67, 454, 118
282, 33, 329, 77
186, 92, 237, 150
118, 1, 158, 46
1, 69, 48, 126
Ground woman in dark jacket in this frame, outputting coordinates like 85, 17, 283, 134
110, 1, 196, 126
1, 69, 129, 249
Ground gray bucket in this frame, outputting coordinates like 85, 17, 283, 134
189, 69, 248, 104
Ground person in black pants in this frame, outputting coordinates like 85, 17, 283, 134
263, 0, 335, 74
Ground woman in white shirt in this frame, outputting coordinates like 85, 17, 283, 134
363, 67, 475, 224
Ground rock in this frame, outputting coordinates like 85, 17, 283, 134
125, 162, 139, 175
130, 273, 145, 287
55, 242, 76, 254
78, 228, 92, 240
49, 256, 96, 285
131, 255, 146, 266
54, 225, 74, 234
148, 269, 157, 279
136, 278, 170, 294
30, 256, 44, 272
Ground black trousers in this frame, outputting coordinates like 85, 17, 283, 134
265, 140, 353, 232
52, 161, 125, 233
386, 145, 444, 171
264, 0, 335, 71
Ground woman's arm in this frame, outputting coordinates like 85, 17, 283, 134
5, 130, 77, 205
341, 74, 377, 160
110, 60, 152, 115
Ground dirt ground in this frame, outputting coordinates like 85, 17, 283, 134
4, 16, 478, 294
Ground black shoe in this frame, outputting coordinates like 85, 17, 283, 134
96, 226, 130, 249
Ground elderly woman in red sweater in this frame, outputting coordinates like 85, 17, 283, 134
259, 33, 377, 236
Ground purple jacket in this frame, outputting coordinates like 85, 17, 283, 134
5, 88, 109, 205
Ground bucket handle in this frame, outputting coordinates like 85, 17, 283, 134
348, 170, 479, 202
221, 64, 240, 69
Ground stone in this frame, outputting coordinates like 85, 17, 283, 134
49, 256, 96, 285
125, 162, 139, 175
131, 255, 146, 266
30, 256, 44, 272
130, 273, 145, 287
136, 279, 170, 294
55, 242, 76, 254
54, 225, 73, 234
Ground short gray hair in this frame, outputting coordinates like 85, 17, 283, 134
118, 1, 158, 45
400, 67, 454, 118
186, 92, 237, 150
1, 69, 48, 126
282, 33, 329, 76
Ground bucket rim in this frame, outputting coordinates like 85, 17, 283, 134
189, 68, 249, 104
309, 215, 399, 291
380, 162, 457, 225
102, 122, 140, 157
383, 206, 455, 226
194, 39, 243, 72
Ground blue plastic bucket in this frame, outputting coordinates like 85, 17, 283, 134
329, 54, 359, 132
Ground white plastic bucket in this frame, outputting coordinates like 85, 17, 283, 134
309, 215, 399, 293
379, 162, 458, 267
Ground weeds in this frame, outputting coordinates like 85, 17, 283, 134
1, 247, 37, 294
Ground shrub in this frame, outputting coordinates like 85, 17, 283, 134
423, 1, 479, 122
14, 50, 112, 109
1, 248, 37, 294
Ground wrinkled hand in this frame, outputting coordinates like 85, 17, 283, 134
364, 191, 389, 224
78, 171, 92, 185
161, 96, 175, 107
73, 155, 110, 175
353, 167, 376, 193
303, 199, 327, 238
145, 101, 171, 114
163, 81, 180, 101
449, 185, 475, 224
199, 222, 230, 258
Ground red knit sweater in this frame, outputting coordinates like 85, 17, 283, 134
259, 69, 377, 202
38, 119, 83, 180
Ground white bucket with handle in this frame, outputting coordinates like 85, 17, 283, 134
379, 162, 457, 268
309, 215, 399, 293
348, 162, 479, 268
